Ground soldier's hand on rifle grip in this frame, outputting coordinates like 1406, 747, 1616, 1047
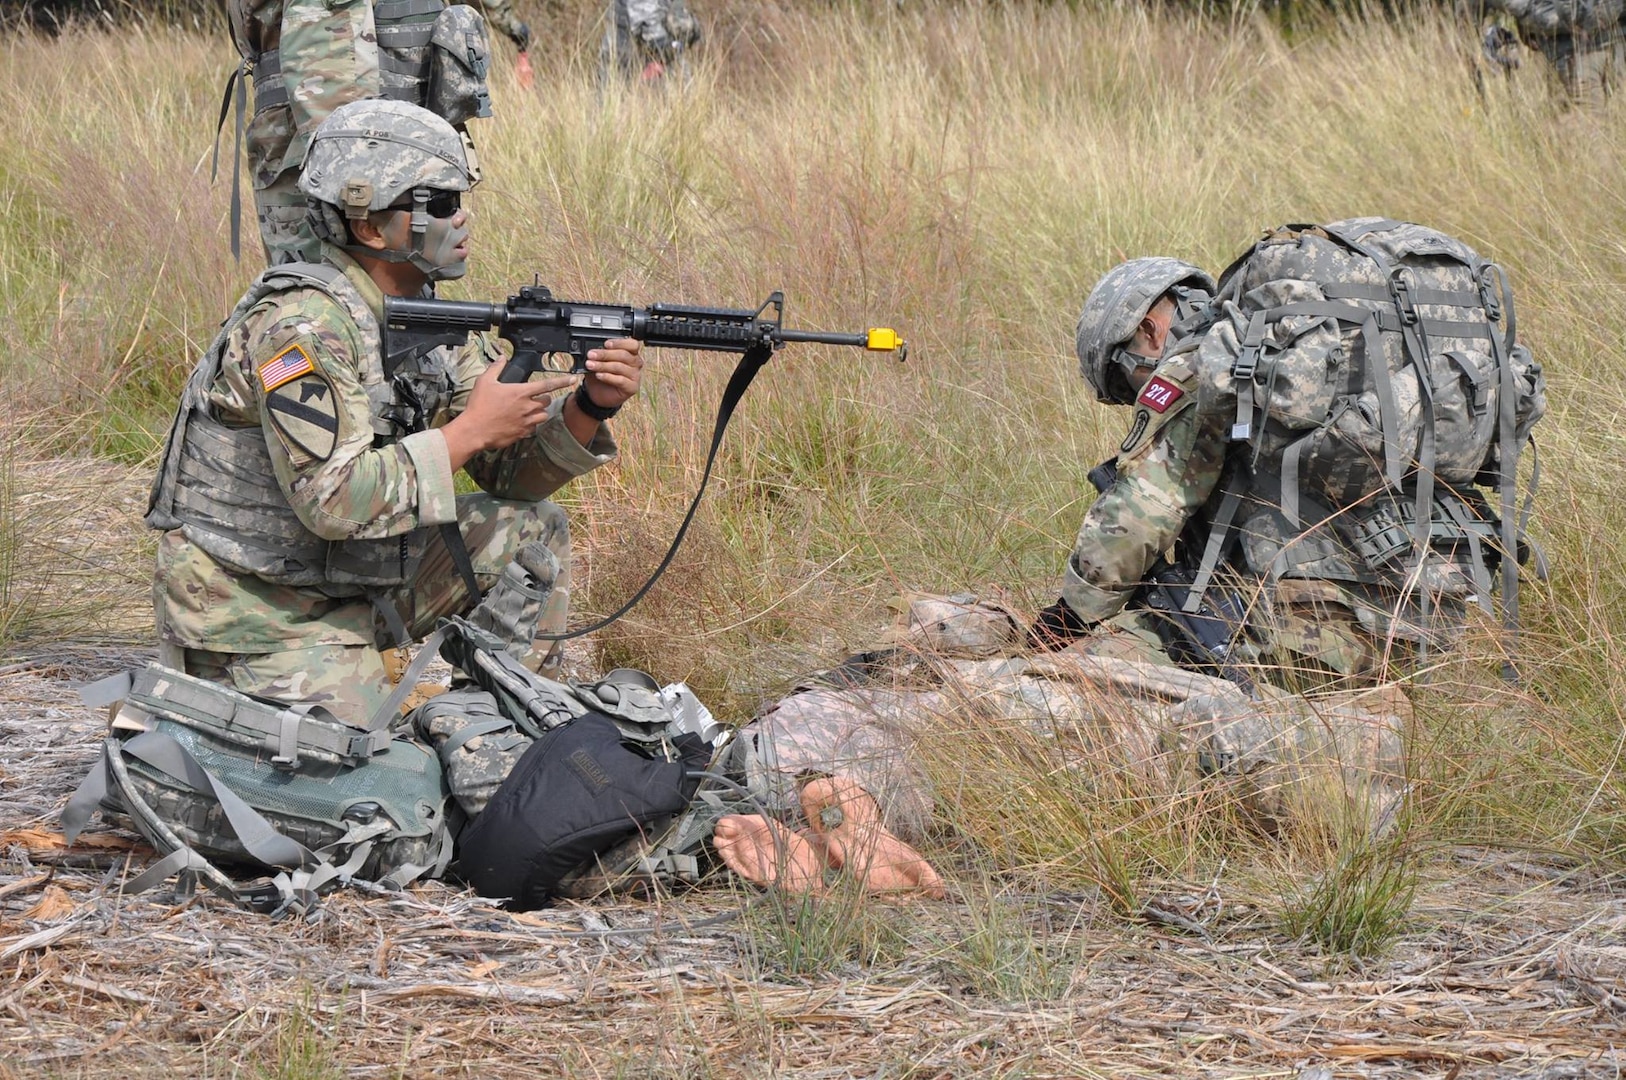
443, 361, 574, 471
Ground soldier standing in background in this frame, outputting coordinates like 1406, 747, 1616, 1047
223, 0, 530, 267
1472, 0, 1626, 102
601, 0, 702, 84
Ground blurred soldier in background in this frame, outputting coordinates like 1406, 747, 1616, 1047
1471, 0, 1626, 102
601, 0, 702, 84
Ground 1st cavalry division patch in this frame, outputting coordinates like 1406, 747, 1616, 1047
267, 373, 340, 463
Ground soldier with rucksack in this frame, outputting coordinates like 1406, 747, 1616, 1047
1030, 220, 1548, 690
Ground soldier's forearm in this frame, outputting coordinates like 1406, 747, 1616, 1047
287, 436, 457, 540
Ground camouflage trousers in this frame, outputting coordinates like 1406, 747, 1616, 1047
737, 653, 1409, 843
732, 591, 1405, 844
181, 495, 571, 729
1541, 35, 1626, 105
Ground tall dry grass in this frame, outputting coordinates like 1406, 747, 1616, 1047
2, 3, 1624, 932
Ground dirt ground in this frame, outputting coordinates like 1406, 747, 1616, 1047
1, 648, 1624, 1080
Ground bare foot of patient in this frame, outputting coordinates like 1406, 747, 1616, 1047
800, 777, 946, 899
713, 814, 827, 894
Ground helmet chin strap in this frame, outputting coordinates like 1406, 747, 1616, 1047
1110, 344, 1159, 402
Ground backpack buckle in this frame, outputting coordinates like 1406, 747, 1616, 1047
1478, 265, 1503, 321
1389, 273, 1419, 326
1231, 345, 1260, 382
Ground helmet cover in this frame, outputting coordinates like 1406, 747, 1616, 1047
1075, 257, 1215, 404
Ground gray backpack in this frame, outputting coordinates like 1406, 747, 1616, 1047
1183, 218, 1546, 639
63, 664, 453, 915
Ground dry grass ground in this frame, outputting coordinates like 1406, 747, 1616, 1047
2, 677, 1623, 1078
4, 1, 1626, 1075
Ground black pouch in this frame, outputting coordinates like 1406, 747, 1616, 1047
455, 712, 709, 910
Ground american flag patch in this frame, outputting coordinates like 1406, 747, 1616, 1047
1137, 375, 1184, 414
258, 344, 315, 393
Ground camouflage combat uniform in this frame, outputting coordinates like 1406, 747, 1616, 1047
601, 0, 701, 78
1480, 0, 1626, 101
229, 0, 516, 265
1060, 349, 1388, 685
147, 244, 614, 728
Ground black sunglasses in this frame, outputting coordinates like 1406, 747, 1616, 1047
388, 190, 461, 219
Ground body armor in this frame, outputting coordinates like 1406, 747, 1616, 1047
146, 262, 458, 592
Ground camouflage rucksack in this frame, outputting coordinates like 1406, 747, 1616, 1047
63, 664, 454, 915
1181, 218, 1546, 639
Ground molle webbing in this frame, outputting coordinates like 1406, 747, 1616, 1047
377, 0, 446, 25
169, 415, 330, 585
1320, 221, 1443, 583
149, 264, 347, 585
123, 665, 393, 766
251, 48, 287, 112
146, 264, 345, 534
1196, 220, 1532, 643
148, 262, 430, 594
1340, 490, 1500, 572
376, 0, 445, 102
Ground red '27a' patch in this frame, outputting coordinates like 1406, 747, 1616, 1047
1137, 376, 1184, 414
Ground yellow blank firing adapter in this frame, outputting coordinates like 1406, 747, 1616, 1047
866, 328, 907, 360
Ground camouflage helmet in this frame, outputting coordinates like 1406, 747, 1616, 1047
300, 99, 472, 277
1075, 257, 1215, 404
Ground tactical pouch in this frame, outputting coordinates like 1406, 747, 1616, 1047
409, 687, 530, 818
63, 664, 453, 915
375, 0, 444, 104
465, 541, 557, 665
438, 616, 586, 736
426, 5, 492, 126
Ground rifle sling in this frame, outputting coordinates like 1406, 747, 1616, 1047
535, 344, 774, 642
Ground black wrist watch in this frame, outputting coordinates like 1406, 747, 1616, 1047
574, 383, 621, 421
